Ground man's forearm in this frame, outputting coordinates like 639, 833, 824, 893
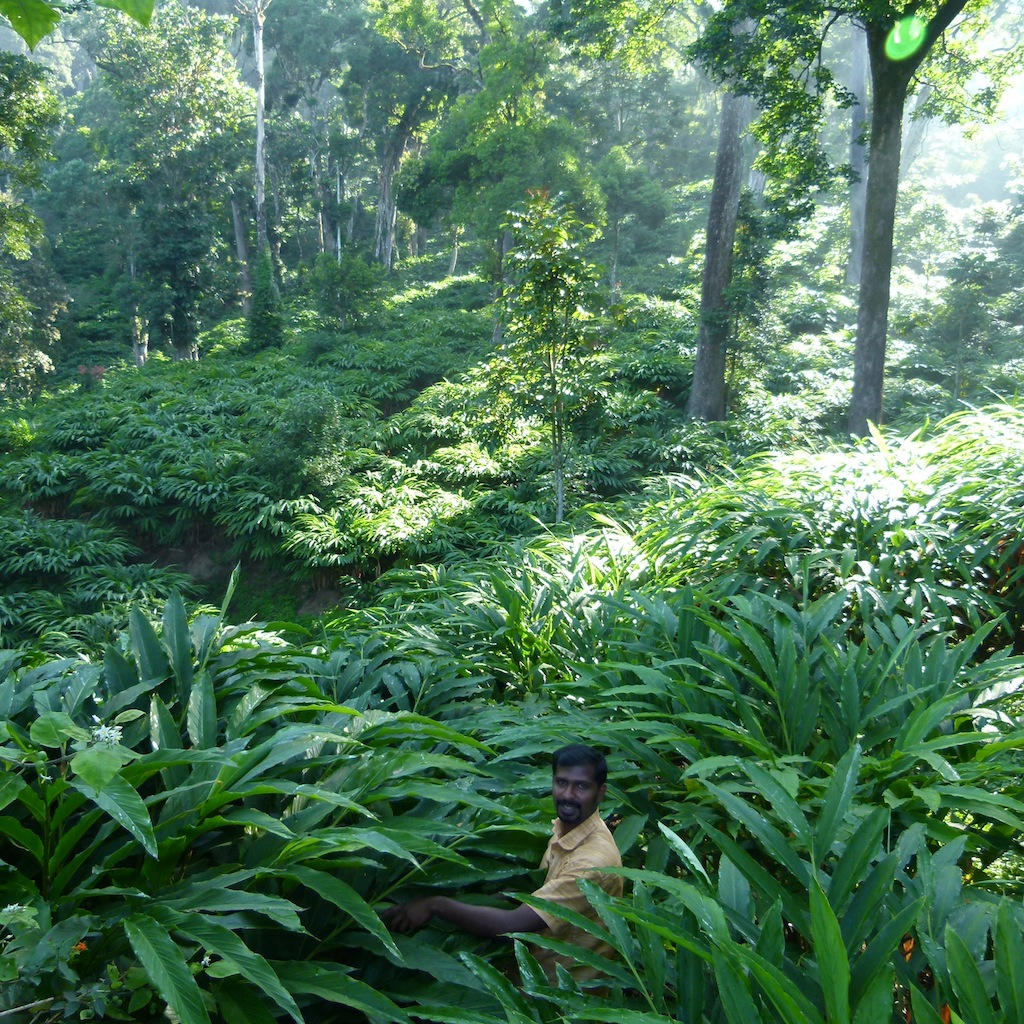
425, 897, 544, 938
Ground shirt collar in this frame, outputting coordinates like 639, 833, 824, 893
551, 811, 602, 851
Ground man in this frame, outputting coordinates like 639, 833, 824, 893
381, 743, 623, 983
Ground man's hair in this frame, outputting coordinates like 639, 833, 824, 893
552, 744, 608, 787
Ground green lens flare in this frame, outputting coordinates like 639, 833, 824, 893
885, 15, 927, 61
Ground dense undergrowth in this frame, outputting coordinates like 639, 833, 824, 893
3, 389, 1024, 1020
3, 260, 1024, 1021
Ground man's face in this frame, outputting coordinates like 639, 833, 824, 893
552, 763, 606, 828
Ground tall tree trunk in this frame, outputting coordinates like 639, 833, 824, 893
374, 137, 403, 270
231, 193, 253, 315
848, 0, 969, 435
845, 25, 868, 288
849, 49, 908, 435
253, 0, 270, 254
687, 89, 749, 421
448, 226, 461, 275
131, 306, 149, 368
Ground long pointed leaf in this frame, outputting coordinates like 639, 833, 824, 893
69, 773, 156, 857
186, 671, 216, 750
289, 866, 402, 960
162, 592, 194, 707
712, 947, 761, 1024
994, 899, 1024, 1023
124, 914, 210, 1024
272, 960, 408, 1022
129, 606, 170, 684
810, 873, 850, 1024
815, 743, 861, 861
945, 923, 998, 1024
161, 911, 302, 1023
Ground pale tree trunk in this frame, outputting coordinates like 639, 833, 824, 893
231, 193, 253, 315
131, 307, 149, 368
687, 89, 750, 421
126, 249, 148, 367
336, 166, 343, 258
252, 0, 271, 254
846, 24, 868, 288
448, 226, 462, 275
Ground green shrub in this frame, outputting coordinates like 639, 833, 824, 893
247, 247, 284, 351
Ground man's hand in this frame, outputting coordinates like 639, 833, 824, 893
380, 897, 438, 935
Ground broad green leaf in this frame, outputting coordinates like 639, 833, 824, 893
755, 899, 784, 966
852, 967, 895, 1024
0, 815, 44, 862
157, 911, 302, 1024
828, 808, 888, 912
810, 873, 850, 1024
631, 883, 667, 1008
705, 781, 809, 884
272, 960, 408, 1022
187, 671, 216, 749
850, 900, 925, 999
459, 951, 535, 1024
212, 977, 280, 1024
0, 772, 27, 813
658, 820, 711, 884
162, 888, 304, 931
712, 947, 760, 1024
69, 772, 157, 857
815, 743, 861, 862
130, 606, 170, 684
512, 939, 548, 992
0, 952, 17, 983
30, 711, 89, 748
701, 825, 810, 935
932, 784, 1024, 831
735, 944, 827, 1024
388, 935, 481, 988
994, 900, 1024, 1023
718, 855, 751, 920
612, 813, 647, 855
513, 925, 639, 988
561, 1012, 678, 1024
70, 745, 132, 790
215, 808, 295, 839
103, 644, 139, 697
162, 592, 194, 706
945, 923, 998, 1024
95, 0, 155, 24
124, 914, 210, 1024
0, 0, 60, 49
149, 694, 187, 788
744, 760, 811, 847
908, 988, 948, 1024
288, 866, 401, 959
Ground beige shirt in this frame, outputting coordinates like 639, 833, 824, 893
529, 811, 623, 982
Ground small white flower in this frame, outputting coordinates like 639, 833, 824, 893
2, 904, 26, 915
90, 723, 123, 747
200, 955, 213, 968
